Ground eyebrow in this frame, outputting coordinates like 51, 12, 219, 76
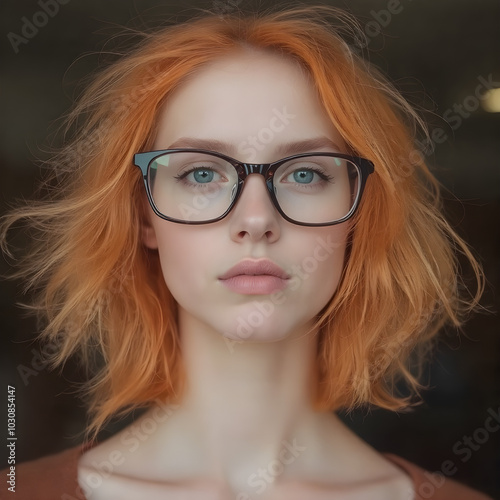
167, 138, 236, 155
274, 137, 342, 157
166, 137, 342, 159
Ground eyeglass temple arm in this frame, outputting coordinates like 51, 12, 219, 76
133, 152, 165, 176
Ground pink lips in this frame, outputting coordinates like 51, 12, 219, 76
218, 259, 290, 295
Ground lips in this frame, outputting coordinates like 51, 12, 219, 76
219, 259, 290, 280
218, 259, 290, 295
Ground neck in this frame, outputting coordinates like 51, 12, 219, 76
175, 308, 327, 488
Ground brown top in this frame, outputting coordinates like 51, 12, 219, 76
1, 445, 493, 500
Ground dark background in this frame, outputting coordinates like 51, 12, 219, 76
1, 0, 499, 497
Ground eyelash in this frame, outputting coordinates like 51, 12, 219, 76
292, 167, 333, 182
280, 166, 335, 186
172, 165, 335, 186
173, 166, 225, 185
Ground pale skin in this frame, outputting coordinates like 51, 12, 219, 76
78, 49, 415, 499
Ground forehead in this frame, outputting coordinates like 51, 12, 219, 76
153, 49, 345, 157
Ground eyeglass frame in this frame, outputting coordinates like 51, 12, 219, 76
133, 148, 375, 227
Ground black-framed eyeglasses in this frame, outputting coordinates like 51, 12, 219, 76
133, 149, 374, 226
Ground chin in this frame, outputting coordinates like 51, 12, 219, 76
221, 329, 290, 344
218, 314, 314, 345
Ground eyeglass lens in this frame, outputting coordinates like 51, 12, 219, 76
148, 151, 360, 224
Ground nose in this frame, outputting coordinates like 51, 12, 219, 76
228, 174, 281, 244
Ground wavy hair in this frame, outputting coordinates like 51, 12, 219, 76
1, 6, 483, 438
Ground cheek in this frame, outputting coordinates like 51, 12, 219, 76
290, 225, 348, 302
300, 225, 347, 273
152, 226, 214, 295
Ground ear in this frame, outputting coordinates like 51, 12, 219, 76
138, 193, 159, 249
141, 218, 158, 249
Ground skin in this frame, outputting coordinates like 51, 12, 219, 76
78, 49, 414, 499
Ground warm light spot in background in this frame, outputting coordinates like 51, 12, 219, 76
481, 88, 500, 112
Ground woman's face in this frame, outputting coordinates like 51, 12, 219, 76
143, 49, 349, 343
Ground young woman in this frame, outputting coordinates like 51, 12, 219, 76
1, 6, 491, 500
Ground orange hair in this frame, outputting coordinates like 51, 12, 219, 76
0, 6, 483, 438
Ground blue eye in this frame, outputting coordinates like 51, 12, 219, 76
279, 163, 334, 190
293, 170, 315, 184
191, 169, 214, 183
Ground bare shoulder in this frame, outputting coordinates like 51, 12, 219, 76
78, 411, 415, 500
78, 403, 183, 477
78, 447, 414, 500
77, 409, 222, 500
78, 438, 225, 500
269, 456, 414, 500
270, 475, 412, 500
281, 414, 416, 500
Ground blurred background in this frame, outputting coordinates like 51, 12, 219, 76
1, 0, 499, 497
